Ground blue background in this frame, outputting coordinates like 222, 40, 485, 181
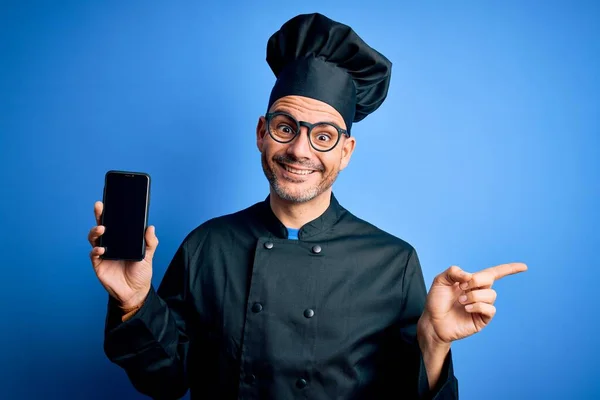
1, 1, 598, 399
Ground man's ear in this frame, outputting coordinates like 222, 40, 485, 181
256, 116, 267, 152
339, 136, 356, 171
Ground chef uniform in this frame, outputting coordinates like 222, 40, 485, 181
103, 13, 459, 400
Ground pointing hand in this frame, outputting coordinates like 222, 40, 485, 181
420, 262, 528, 344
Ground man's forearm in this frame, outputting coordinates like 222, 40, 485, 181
104, 286, 190, 399
417, 317, 451, 390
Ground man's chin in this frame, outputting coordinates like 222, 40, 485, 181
273, 183, 320, 203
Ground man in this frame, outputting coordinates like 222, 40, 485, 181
88, 13, 527, 399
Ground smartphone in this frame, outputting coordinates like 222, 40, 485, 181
99, 170, 151, 261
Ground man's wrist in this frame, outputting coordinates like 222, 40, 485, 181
417, 312, 450, 351
119, 287, 151, 312
417, 313, 451, 390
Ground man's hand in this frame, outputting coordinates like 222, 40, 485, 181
88, 201, 158, 309
416, 262, 527, 390
419, 262, 528, 345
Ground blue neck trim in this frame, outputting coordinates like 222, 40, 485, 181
287, 227, 299, 240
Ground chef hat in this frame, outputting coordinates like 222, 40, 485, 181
266, 13, 392, 133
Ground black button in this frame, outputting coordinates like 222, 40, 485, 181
264, 241, 274, 249
303, 308, 314, 318
251, 302, 263, 313
296, 378, 307, 389
311, 245, 321, 254
244, 374, 256, 384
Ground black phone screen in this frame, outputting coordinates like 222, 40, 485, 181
100, 171, 150, 261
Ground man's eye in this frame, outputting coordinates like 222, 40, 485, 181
278, 124, 294, 134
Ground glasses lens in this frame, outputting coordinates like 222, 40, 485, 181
269, 114, 298, 142
310, 123, 340, 151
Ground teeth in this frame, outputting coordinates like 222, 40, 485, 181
283, 165, 314, 175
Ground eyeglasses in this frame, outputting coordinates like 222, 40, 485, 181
265, 111, 350, 152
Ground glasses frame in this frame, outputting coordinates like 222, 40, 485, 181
265, 111, 350, 153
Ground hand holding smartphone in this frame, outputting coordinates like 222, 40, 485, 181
87, 170, 156, 309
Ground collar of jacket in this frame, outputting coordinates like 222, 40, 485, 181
259, 192, 345, 240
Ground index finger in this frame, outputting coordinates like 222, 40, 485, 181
485, 262, 528, 281
94, 201, 103, 226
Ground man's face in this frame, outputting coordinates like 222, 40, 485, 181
256, 95, 356, 203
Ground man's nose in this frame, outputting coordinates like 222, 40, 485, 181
286, 128, 313, 159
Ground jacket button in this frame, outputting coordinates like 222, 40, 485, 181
296, 378, 307, 389
311, 245, 321, 254
303, 308, 314, 318
264, 241, 274, 249
251, 302, 263, 313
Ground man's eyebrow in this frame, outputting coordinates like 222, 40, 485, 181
272, 107, 345, 128
272, 107, 300, 117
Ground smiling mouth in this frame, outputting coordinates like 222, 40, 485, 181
278, 162, 317, 176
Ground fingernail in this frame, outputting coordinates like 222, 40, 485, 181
460, 282, 469, 290
459, 295, 467, 303
465, 304, 473, 311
